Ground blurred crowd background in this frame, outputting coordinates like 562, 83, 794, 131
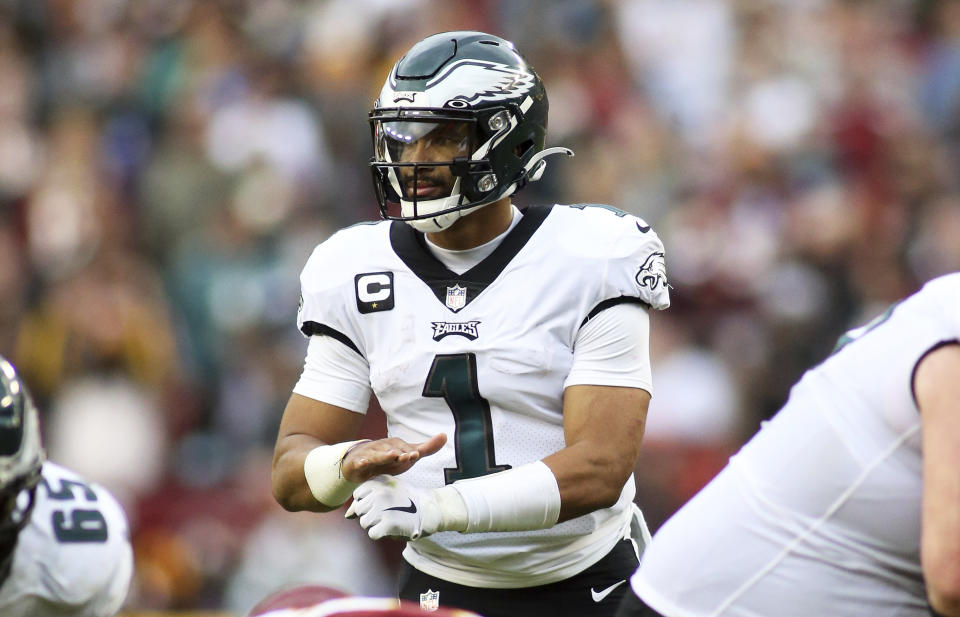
2, 0, 959, 613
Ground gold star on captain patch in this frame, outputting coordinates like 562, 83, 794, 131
371, 303, 378, 308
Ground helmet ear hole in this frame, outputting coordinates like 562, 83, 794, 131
515, 139, 535, 158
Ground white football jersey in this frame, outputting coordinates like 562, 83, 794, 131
632, 272, 960, 617
0, 462, 133, 617
298, 204, 670, 587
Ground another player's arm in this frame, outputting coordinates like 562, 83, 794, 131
915, 342, 960, 617
545, 384, 648, 522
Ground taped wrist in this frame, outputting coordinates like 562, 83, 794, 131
303, 440, 370, 507
450, 461, 561, 533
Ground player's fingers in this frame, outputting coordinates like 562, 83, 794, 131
377, 437, 419, 452
352, 481, 374, 501
416, 433, 447, 458
349, 439, 410, 463
356, 456, 413, 480
358, 508, 383, 532
351, 475, 390, 503
359, 447, 399, 464
393, 451, 422, 469
342, 441, 396, 481
344, 500, 358, 519
367, 521, 388, 540
367, 517, 409, 541
346, 497, 368, 520
364, 441, 420, 467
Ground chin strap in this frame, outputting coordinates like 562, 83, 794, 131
525, 146, 574, 183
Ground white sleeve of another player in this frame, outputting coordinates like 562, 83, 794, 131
292, 335, 372, 413
564, 303, 653, 394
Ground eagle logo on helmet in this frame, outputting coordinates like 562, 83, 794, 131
384, 60, 536, 109
429, 59, 535, 106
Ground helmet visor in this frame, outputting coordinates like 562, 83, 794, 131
379, 119, 472, 161
375, 116, 474, 200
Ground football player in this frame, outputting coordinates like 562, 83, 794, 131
0, 355, 133, 616
615, 272, 960, 617
272, 31, 670, 617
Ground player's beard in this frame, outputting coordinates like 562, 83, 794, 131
400, 166, 455, 201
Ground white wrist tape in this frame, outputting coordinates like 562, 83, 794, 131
450, 461, 561, 533
303, 440, 369, 507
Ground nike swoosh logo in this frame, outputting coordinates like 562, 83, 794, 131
590, 580, 626, 603
636, 221, 651, 233
385, 499, 417, 514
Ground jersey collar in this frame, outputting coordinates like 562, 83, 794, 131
390, 205, 553, 313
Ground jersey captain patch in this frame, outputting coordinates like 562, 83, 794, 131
355, 272, 395, 314
431, 321, 481, 341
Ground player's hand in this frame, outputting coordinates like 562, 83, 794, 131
344, 475, 442, 540
340, 434, 446, 483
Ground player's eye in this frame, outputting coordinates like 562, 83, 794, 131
430, 133, 469, 154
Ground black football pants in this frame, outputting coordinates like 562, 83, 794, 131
398, 538, 639, 617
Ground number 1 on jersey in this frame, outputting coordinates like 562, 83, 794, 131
423, 353, 510, 483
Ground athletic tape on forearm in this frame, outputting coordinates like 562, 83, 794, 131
450, 461, 561, 533
303, 440, 369, 507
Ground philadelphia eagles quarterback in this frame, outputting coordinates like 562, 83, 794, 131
272, 31, 670, 617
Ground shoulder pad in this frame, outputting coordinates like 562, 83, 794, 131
553, 204, 670, 310
301, 221, 390, 294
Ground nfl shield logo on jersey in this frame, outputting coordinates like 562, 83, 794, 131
420, 589, 440, 611
445, 284, 467, 312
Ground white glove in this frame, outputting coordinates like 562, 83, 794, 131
344, 475, 444, 540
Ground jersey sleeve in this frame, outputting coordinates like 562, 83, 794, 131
551, 205, 669, 336
296, 230, 368, 358
293, 334, 372, 413
599, 214, 670, 312
565, 303, 653, 391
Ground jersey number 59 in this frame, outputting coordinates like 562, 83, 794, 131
42, 477, 109, 543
